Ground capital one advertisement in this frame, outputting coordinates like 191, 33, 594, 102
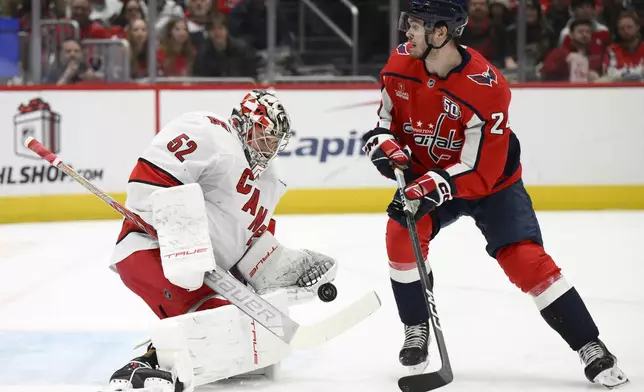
161, 87, 644, 189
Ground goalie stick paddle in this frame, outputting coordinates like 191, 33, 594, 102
24, 136, 381, 350
393, 169, 453, 392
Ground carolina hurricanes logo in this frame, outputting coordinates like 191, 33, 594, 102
396, 43, 410, 56
467, 66, 498, 87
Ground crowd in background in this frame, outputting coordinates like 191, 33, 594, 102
0, 0, 643, 84
455, 0, 644, 81
1, 0, 286, 83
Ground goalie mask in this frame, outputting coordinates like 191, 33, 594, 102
230, 90, 292, 177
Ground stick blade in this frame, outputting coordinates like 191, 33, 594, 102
289, 291, 381, 350
398, 368, 454, 392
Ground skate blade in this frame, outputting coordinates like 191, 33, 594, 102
98, 383, 180, 392
405, 359, 430, 376
602, 378, 630, 390
594, 366, 630, 390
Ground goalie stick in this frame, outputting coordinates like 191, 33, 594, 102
24, 136, 381, 350
393, 168, 453, 392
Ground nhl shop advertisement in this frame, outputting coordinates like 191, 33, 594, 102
0, 91, 155, 197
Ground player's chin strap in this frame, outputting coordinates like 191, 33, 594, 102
420, 33, 453, 60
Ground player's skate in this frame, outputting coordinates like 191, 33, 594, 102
106, 347, 183, 392
578, 339, 629, 389
399, 321, 431, 375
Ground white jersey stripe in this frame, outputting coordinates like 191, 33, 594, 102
447, 113, 484, 178
377, 84, 394, 131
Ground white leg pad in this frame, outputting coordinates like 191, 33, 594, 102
148, 291, 292, 389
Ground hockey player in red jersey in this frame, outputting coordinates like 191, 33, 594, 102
362, 0, 629, 388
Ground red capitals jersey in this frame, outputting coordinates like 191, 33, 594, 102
377, 43, 522, 199
603, 41, 644, 78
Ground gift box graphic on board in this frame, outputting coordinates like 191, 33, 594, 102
14, 98, 61, 159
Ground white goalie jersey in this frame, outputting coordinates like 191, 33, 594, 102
111, 111, 287, 270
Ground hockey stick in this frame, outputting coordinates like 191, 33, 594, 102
24, 136, 381, 350
393, 168, 453, 392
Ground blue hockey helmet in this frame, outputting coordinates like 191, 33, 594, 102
398, 0, 469, 39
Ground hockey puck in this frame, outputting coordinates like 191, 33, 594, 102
318, 283, 337, 302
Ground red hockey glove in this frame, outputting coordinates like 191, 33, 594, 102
362, 128, 410, 180
404, 169, 455, 209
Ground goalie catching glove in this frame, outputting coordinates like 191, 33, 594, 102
387, 169, 455, 228
236, 230, 337, 299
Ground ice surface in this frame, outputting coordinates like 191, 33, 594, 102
0, 212, 642, 392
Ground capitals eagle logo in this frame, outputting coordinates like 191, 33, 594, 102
396, 43, 411, 56
467, 66, 498, 87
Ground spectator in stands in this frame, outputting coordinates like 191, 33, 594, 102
601, 0, 628, 40
147, 0, 185, 35
227, 0, 291, 51
127, 18, 149, 78
559, 0, 611, 50
109, 0, 145, 29
541, 19, 603, 81
186, 0, 215, 48
602, 11, 644, 80
193, 12, 258, 78
630, 0, 644, 36
72, 0, 121, 38
42, 38, 105, 84
89, 0, 123, 24
0, 0, 13, 16
489, 0, 513, 27
15, 0, 66, 32
460, 0, 517, 70
546, 0, 573, 39
217, 0, 242, 14
157, 18, 195, 76
507, 0, 554, 73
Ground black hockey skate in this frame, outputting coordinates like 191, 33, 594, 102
108, 348, 183, 392
399, 321, 430, 375
578, 340, 629, 389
